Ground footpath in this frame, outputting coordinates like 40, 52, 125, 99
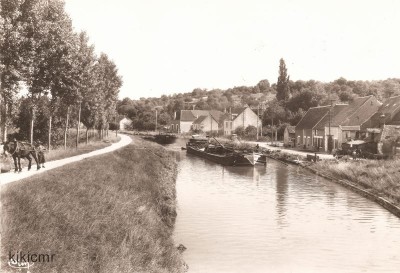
0, 134, 132, 186
247, 141, 335, 160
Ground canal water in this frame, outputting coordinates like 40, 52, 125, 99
169, 141, 400, 273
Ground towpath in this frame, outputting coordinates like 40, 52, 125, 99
247, 141, 335, 160
0, 134, 132, 186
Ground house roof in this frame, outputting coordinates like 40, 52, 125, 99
314, 104, 348, 130
179, 110, 224, 122
365, 96, 400, 128
295, 106, 330, 130
379, 95, 400, 115
230, 107, 247, 115
313, 96, 380, 130
330, 96, 373, 126
193, 115, 208, 124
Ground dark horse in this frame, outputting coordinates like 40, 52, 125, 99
2, 141, 41, 172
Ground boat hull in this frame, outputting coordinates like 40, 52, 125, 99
186, 145, 260, 166
154, 134, 177, 144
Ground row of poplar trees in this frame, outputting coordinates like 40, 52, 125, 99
0, 0, 122, 149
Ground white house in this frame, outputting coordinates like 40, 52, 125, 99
119, 117, 132, 131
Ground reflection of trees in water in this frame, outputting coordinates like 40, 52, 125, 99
275, 165, 289, 226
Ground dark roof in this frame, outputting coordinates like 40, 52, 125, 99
365, 96, 400, 128
230, 107, 247, 115
295, 106, 330, 130
314, 104, 348, 130
220, 107, 257, 122
193, 115, 208, 124
342, 96, 381, 126
180, 110, 197, 121
179, 110, 224, 121
379, 95, 400, 115
329, 96, 372, 126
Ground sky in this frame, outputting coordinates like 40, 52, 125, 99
64, 0, 400, 100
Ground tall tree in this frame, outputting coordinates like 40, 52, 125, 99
276, 58, 290, 101
0, 0, 23, 141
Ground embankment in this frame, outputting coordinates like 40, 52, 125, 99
307, 159, 400, 218
1, 136, 184, 273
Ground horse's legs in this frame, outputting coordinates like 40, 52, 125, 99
13, 156, 18, 172
17, 156, 22, 172
27, 154, 32, 171
31, 151, 40, 170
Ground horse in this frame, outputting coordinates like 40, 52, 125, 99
2, 141, 41, 172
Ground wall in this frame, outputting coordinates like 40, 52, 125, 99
232, 108, 261, 131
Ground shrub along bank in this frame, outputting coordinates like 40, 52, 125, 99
1, 136, 184, 273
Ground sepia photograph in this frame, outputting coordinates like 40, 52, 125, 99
1, 0, 400, 272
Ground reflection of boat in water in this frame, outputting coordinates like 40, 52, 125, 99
186, 136, 266, 166
224, 165, 267, 177
148, 133, 177, 144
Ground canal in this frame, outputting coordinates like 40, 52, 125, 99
169, 141, 400, 273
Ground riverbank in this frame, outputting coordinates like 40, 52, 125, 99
1, 136, 184, 273
308, 159, 400, 218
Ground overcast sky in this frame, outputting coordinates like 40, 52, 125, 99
64, 0, 400, 100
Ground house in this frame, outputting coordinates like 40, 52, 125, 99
362, 95, 400, 130
283, 126, 296, 147
222, 106, 261, 136
295, 105, 331, 150
119, 117, 132, 131
191, 114, 219, 132
170, 110, 224, 133
365, 125, 400, 157
295, 96, 381, 152
335, 96, 381, 141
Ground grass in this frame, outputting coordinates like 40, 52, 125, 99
46, 134, 120, 162
310, 159, 400, 207
1, 136, 184, 273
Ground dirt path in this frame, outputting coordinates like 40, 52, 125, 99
0, 134, 132, 186
247, 141, 335, 160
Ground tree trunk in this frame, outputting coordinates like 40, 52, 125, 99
2, 103, 8, 142
76, 102, 81, 149
30, 106, 34, 144
86, 128, 89, 144
64, 106, 70, 150
48, 115, 52, 151
0, 93, 2, 142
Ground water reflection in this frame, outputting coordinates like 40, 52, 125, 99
275, 164, 289, 227
171, 145, 400, 273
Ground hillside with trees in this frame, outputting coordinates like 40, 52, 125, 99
0, 0, 122, 148
117, 58, 400, 136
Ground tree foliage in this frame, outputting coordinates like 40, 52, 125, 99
0, 0, 122, 144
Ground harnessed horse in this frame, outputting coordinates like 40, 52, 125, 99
2, 141, 41, 172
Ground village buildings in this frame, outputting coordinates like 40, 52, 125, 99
283, 126, 296, 147
170, 110, 224, 133
119, 117, 133, 131
295, 96, 381, 152
170, 106, 261, 135
222, 107, 261, 136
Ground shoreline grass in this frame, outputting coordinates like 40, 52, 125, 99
1, 136, 183, 273
310, 159, 400, 208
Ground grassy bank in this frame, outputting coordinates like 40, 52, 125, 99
310, 159, 400, 207
1, 136, 183, 273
